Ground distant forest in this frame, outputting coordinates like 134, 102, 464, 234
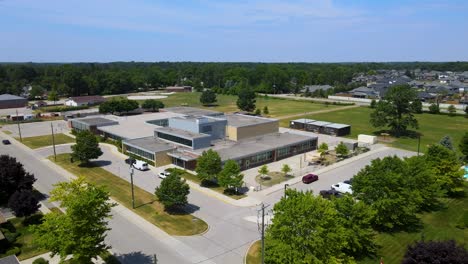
1, 62, 468, 97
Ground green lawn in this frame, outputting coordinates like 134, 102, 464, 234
50, 153, 208, 236
2, 130, 12, 135
255, 172, 294, 187
359, 187, 468, 264
280, 106, 468, 153
168, 168, 246, 200
158, 92, 339, 117
17, 134, 75, 149
0, 214, 48, 260
246, 240, 261, 264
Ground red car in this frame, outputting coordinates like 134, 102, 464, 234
302, 174, 319, 184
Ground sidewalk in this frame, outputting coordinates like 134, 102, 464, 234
21, 253, 104, 264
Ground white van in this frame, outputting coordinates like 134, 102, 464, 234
133, 160, 149, 171
331, 182, 353, 194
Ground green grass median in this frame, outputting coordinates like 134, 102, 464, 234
49, 153, 208, 236
17, 134, 75, 149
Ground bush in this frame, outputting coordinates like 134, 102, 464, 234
2, 230, 19, 243
428, 103, 440, 114
43, 105, 89, 113
33, 258, 49, 264
6, 246, 21, 256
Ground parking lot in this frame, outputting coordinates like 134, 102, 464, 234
2, 120, 69, 137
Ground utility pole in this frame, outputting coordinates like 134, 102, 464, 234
129, 161, 135, 209
51, 123, 57, 161
16, 110, 22, 142
258, 203, 270, 264
284, 184, 289, 198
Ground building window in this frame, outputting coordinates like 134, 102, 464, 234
157, 132, 193, 147
124, 144, 155, 160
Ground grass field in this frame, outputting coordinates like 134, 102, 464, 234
280, 106, 468, 153
169, 168, 246, 199
0, 215, 48, 260
50, 153, 208, 236
360, 187, 468, 264
246, 240, 261, 264
17, 134, 75, 149
158, 92, 340, 117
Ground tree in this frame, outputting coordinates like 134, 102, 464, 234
332, 195, 377, 258
141, 99, 164, 112
258, 165, 269, 179
265, 190, 352, 263
318, 142, 329, 160
236, 86, 256, 112
409, 99, 423, 114
428, 103, 440, 114
218, 160, 244, 192
352, 156, 439, 230
402, 240, 468, 264
370, 85, 418, 137
335, 142, 349, 157
459, 132, 468, 161
99, 97, 139, 115
0, 155, 36, 204
281, 164, 291, 176
448, 104, 457, 116
48, 89, 59, 105
369, 99, 376, 109
425, 144, 464, 195
263, 106, 269, 115
439, 135, 454, 150
155, 171, 190, 210
71, 130, 103, 165
29, 85, 44, 99
8, 190, 40, 217
465, 105, 468, 116
254, 108, 261, 115
32, 177, 115, 263
195, 149, 222, 183
199, 89, 217, 106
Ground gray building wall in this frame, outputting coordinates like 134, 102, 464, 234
192, 136, 212, 149
168, 117, 227, 141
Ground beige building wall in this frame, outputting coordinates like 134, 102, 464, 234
155, 150, 173, 167
226, 121, 279, 141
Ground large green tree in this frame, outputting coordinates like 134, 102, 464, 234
236, 86, 256, 112
218, 160, 244, 192
425, 144, 464, 195
195, 149, 222, 183
141, 99, 164, 112
32, 177, 115, 263
352, 156, 440, 230
459, 132, 468, 162
0, 155, 36, 204
265, 190, 352, 264
99, 97, 139, 115
199, 89, 217, 106
71, 130, 103, 165
370, 85, 418, 137
155, 171, 190, 211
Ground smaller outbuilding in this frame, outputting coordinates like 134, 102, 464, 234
65, 95, 106, 107
322, 123, 351, 136
69, 117, 118, 134
165, 86, 193, 93
0, 94, 28, 109
304, 121, 332, 133
289, 118, 316, 130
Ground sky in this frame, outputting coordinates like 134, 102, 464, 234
0, 0, 467, 62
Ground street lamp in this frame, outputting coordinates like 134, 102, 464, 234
284, 183, 289, 198
128, 158, 136, 209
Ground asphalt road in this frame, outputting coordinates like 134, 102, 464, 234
0, 136, 191, 264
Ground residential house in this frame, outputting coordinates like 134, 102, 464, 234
165, 86, 193, 93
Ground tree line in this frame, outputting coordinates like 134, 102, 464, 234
2, 62, 468, 97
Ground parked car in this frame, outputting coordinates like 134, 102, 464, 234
133, 160, 149, 171
343, 178, 353, 185
2, 139, 11, 145
319, 189, 342, 199
302, 173, 319, 184
125, 158, 135, 165
158, 171, 170, 179
330, 182, 353, 194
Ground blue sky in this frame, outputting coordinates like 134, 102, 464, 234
1, 0, 467, 62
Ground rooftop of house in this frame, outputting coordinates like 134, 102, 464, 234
0, 94, 26, 101
224, 114, 277, 127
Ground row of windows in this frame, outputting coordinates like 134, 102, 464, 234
157, 132, 193, 147
147, 119, 169, 127
248, 151, 274, 166
125, 144, 155, 160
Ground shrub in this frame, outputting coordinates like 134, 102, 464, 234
6, 246, 21, 256
33, 258, 49, 264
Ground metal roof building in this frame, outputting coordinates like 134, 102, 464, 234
0, 94, 27, 109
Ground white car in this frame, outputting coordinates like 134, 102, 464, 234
330, 182, 353, 194
158, 171, 171, 179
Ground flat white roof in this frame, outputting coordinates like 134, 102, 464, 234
324, 123, 350, 129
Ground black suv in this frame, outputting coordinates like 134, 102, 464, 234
2, 139, 11, 145
319, 189, 342, 199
